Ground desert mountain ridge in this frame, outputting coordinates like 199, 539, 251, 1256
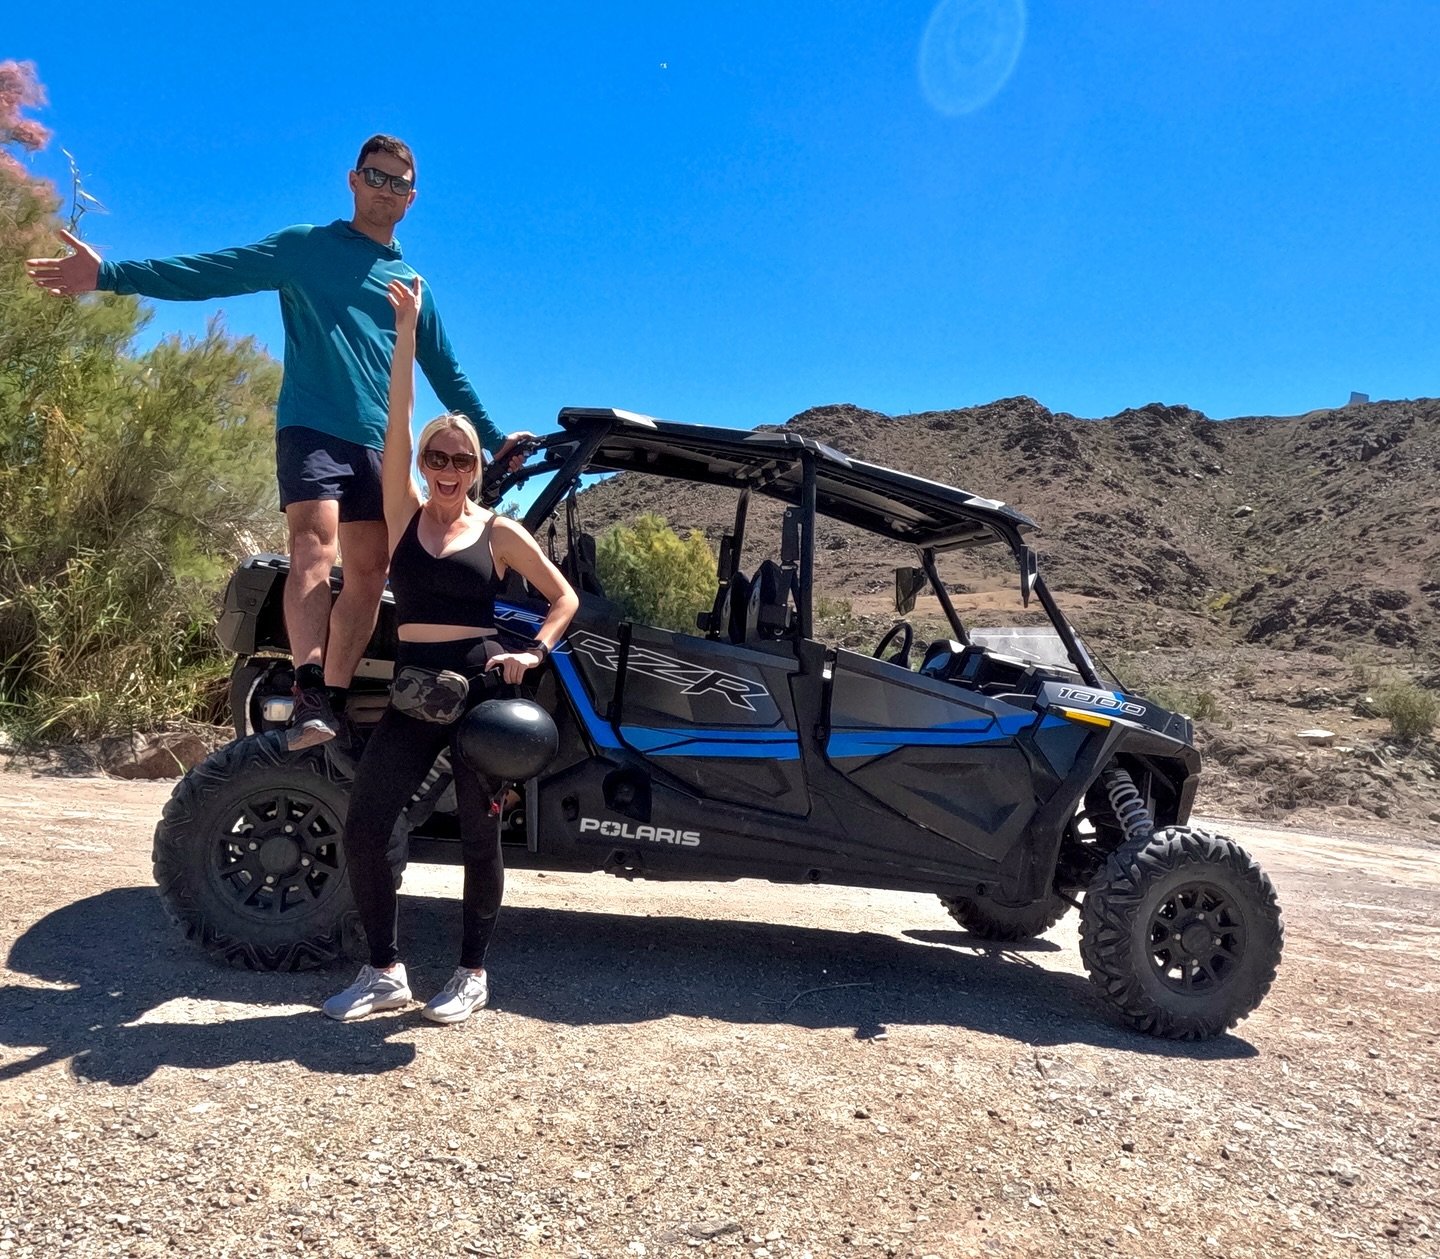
577, 395, 1440, 664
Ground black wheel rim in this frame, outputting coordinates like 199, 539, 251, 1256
210, 788, 344, 918
1146, 881, 1246, 994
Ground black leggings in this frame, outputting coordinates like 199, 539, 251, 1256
343, 637, 505, 970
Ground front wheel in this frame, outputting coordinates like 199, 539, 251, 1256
153, 734, 395, 970
1079, 826, 1283, 1039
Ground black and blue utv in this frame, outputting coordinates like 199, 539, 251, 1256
154, 408, 1282, 1039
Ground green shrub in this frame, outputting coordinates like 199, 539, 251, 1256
1, 127, 283, 741
814, 594, 856, 635
595, 514, 716, 633
1145, 685, 1223, 723
1375, 682, 1437, 742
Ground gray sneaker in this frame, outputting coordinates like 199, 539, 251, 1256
322, 963, 411, 1021
422, 967, 489, 1024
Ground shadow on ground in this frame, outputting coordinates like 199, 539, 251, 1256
0, 886, 1256, 1086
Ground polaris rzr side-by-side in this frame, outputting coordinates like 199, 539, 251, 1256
154, 407, 1283, 1039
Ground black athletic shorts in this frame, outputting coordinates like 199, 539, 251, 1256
275, 425, 384, 522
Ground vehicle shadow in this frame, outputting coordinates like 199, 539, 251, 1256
0, 888, 418, 1087
0, 886, 1256, 1085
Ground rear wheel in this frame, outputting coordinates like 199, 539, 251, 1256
940, 891, 1070, 941
153, 734, 401, 970
1079, 825, 1283, 1039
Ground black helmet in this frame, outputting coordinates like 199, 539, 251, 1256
456, 698, 559, 781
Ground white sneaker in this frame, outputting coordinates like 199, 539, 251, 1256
322, 963, 411, 1022
422, 967, 489, 1024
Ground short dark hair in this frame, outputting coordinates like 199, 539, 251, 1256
355, 134, 416, 184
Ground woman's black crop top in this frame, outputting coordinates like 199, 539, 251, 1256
388, 510, 501, 628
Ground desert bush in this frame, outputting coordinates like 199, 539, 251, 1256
1, 68, 283, 741
1145, 684, 1223, 723
814, 593, 856, 636
1374, 682, 1437, 742
595, 514, 716, 633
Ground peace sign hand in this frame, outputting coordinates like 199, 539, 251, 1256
386, 276, 423, 332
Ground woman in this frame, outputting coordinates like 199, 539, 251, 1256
323, 276, 578, 1025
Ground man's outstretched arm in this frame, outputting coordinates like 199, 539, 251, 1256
27, 229, 292, 302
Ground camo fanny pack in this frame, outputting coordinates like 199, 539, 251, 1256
390, 666, 470, 724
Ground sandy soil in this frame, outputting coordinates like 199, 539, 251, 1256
0, 770, 1436, 1258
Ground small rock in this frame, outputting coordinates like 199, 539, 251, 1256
686, 1221, 741, 1241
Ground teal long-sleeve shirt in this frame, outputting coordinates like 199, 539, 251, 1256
96, 220, 499, 453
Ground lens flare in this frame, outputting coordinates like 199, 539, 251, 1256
919, 0, 1027, 116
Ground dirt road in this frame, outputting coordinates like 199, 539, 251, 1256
0, 770, 1436, 1258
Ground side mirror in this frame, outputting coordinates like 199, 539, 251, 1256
1019, 546, 1038, 607
894, 566, 929, 615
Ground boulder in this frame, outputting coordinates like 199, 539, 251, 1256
99, 731, 212, 780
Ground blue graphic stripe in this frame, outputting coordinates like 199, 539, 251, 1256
622, 727, 796, 750
620, 728, 801, 760
827, 712, 1065, 759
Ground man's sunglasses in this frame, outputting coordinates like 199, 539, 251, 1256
422, 448, 479, 473
358, 166, 415, 196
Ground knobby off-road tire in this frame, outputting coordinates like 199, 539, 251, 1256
1079, 825, 1283, 1040
152, 734, 401, 971
940, 892, 1071, 941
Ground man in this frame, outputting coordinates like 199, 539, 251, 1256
27, 135, 526, 749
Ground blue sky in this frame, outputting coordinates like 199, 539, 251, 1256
9, 1, 1439, 433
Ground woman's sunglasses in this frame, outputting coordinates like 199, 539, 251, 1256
421, 448, 479, 474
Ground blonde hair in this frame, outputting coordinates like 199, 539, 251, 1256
416, 413, 485, 469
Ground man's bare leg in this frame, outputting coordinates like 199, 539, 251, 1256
284, 500, 342, 747
325, 520, 390, 689
285, 500, 341, 668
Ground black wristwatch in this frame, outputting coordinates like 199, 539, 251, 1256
525, 638, 551, 662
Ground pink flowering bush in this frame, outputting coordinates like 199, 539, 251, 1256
0, 60, 51, 174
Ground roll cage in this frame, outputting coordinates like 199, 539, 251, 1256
491, 407, 1103, 688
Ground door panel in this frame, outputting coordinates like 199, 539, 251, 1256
554, 619, 809, 815
825, 650, 1040, 864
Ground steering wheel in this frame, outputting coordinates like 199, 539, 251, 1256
873, 620, 913, 666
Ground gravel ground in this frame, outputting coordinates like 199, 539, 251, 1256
0, 770, 1437, 1259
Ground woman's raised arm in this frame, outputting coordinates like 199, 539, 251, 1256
382, 277, 424, 546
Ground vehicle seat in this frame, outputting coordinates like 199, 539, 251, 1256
919, 639, 965, 678
698, 570, 751, 642
744, 560, 794, 643
561, 531, 606, 598
726, 572, 752, 643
